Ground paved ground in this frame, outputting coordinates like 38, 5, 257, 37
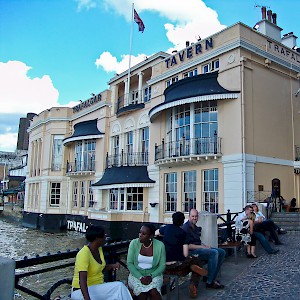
162, 232, 300, 299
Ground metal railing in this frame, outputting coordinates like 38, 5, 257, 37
66, 159, 95, 173
14, 240, 130, 300
117, 88, 151, 111
106, 151, 148, 168
155, 137, 221, 161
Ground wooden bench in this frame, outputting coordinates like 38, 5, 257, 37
218, 241, 242, 264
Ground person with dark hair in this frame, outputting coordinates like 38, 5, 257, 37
236, 206, 279, 255
182, 209, 225, 289
155, 212, 208, 299
127, 223, 166, 300
71, 225, 132, 300
289, 198, 297, 212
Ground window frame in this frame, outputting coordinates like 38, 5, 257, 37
49, 182, 61, 207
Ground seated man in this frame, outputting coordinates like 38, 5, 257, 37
252, 202, 286, 243
155, 211, 207, 299
182, 209, 225, 289
236, 205, 279, 254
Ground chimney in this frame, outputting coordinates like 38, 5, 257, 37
272, 13, 277, 25
267, 10, 272, 21
261, 7, 266, 19
255, 9, 282, 42
282, 32, 298, 49
186, 41, 190, 47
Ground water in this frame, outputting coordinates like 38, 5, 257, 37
0, 218, 130, 300
0, 218, 86, 299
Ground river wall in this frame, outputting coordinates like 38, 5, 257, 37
0, 202, 23, 224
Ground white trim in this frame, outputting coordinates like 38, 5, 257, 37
63, 134, 103, 145
92, 182, 155, 190
149, 93, 239, 121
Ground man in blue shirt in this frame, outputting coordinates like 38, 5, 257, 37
182, 209, 225, 289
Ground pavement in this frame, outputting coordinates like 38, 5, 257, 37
162, 232, 300, 300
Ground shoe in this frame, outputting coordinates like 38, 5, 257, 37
247, 254, 257, 258
206, 281, 225, 289
188, 284, 197, 299
269, 249, 279, 254
190, 264, 208, 277
278, 229, 287, 234
275, 241, 284, 245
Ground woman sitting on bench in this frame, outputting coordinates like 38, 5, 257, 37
127, 223, 166, 300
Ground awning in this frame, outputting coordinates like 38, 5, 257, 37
149, 71, 240, 121
63, 119, 104, 145
92, 166, 155, 190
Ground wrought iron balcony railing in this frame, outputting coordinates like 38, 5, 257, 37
154, 137, 221, 161
106, 151, 148, 168
117, 88, 151, 112
66, 159, 95, 174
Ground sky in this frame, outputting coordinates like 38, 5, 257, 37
1, 0, 299, 152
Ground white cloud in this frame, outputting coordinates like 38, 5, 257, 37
75, 0, 97, 11
95, 52, 148, 74
0, 133, 17, 152
0, 61, 60, 114
0, 61, 79, 152
95, 0, 225, 73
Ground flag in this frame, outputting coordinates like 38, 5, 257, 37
134, 9, 145, 33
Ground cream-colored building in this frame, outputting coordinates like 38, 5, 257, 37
24, 9, 300, 239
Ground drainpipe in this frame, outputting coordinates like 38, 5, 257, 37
240, 57, 247, 207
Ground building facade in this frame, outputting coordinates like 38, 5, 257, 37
24, 9, 300, 239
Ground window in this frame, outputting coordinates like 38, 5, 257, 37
140, 127, 149, 164
73, 181, 78, 207
50, 182, 60, 206
183, 171, 196, 212
183, 69, 198, 79
166, 76, 179, 88
51, 135, 63, 171
202, 59, 219, 74
80, 181, 86, 208
109, 188, 142, 211
112, 135, 120, 166
125, 131, 133, 164
75, 140, 96, 171
194, 101, 218, 154
144, 86, 151, 102
174, 105, 190, 156
203, 169, 218, 213
165, 173, 177, 212
88, 180, 94, 207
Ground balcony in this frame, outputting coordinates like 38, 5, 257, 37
116, 88, 151, 116
105, 151, 148, 168
155, 137, 222, 166
66, 159, 95, 176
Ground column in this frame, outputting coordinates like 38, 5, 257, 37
197, 212, 218, 248
138, 71, 144, 103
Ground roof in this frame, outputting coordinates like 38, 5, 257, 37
63, 119, 104, 145
93, 166, 155, 189
149, 71, 240, 121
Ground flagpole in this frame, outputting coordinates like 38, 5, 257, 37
127, 3, 134, 105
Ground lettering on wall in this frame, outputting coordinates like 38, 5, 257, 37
67, 220, 88, 233
73, 94, 102, 113
267, 40, 300, 64
165, 38, 214, 68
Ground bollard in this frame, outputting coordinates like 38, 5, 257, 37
0, 256, 15, 300
197, 212, 218, 248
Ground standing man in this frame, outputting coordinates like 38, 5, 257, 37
182, 209, 225, 289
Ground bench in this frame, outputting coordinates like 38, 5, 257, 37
218, 241, 242, 264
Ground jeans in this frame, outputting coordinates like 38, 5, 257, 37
253, 231, 275, 253
189, 247, 226, 284
254, 221, 280, 243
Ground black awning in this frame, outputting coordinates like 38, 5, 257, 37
149, 71, 239, 121
63, 119, 104, 145
93, 166, 155, 189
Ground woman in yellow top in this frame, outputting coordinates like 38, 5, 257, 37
71, 225, 132, 300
